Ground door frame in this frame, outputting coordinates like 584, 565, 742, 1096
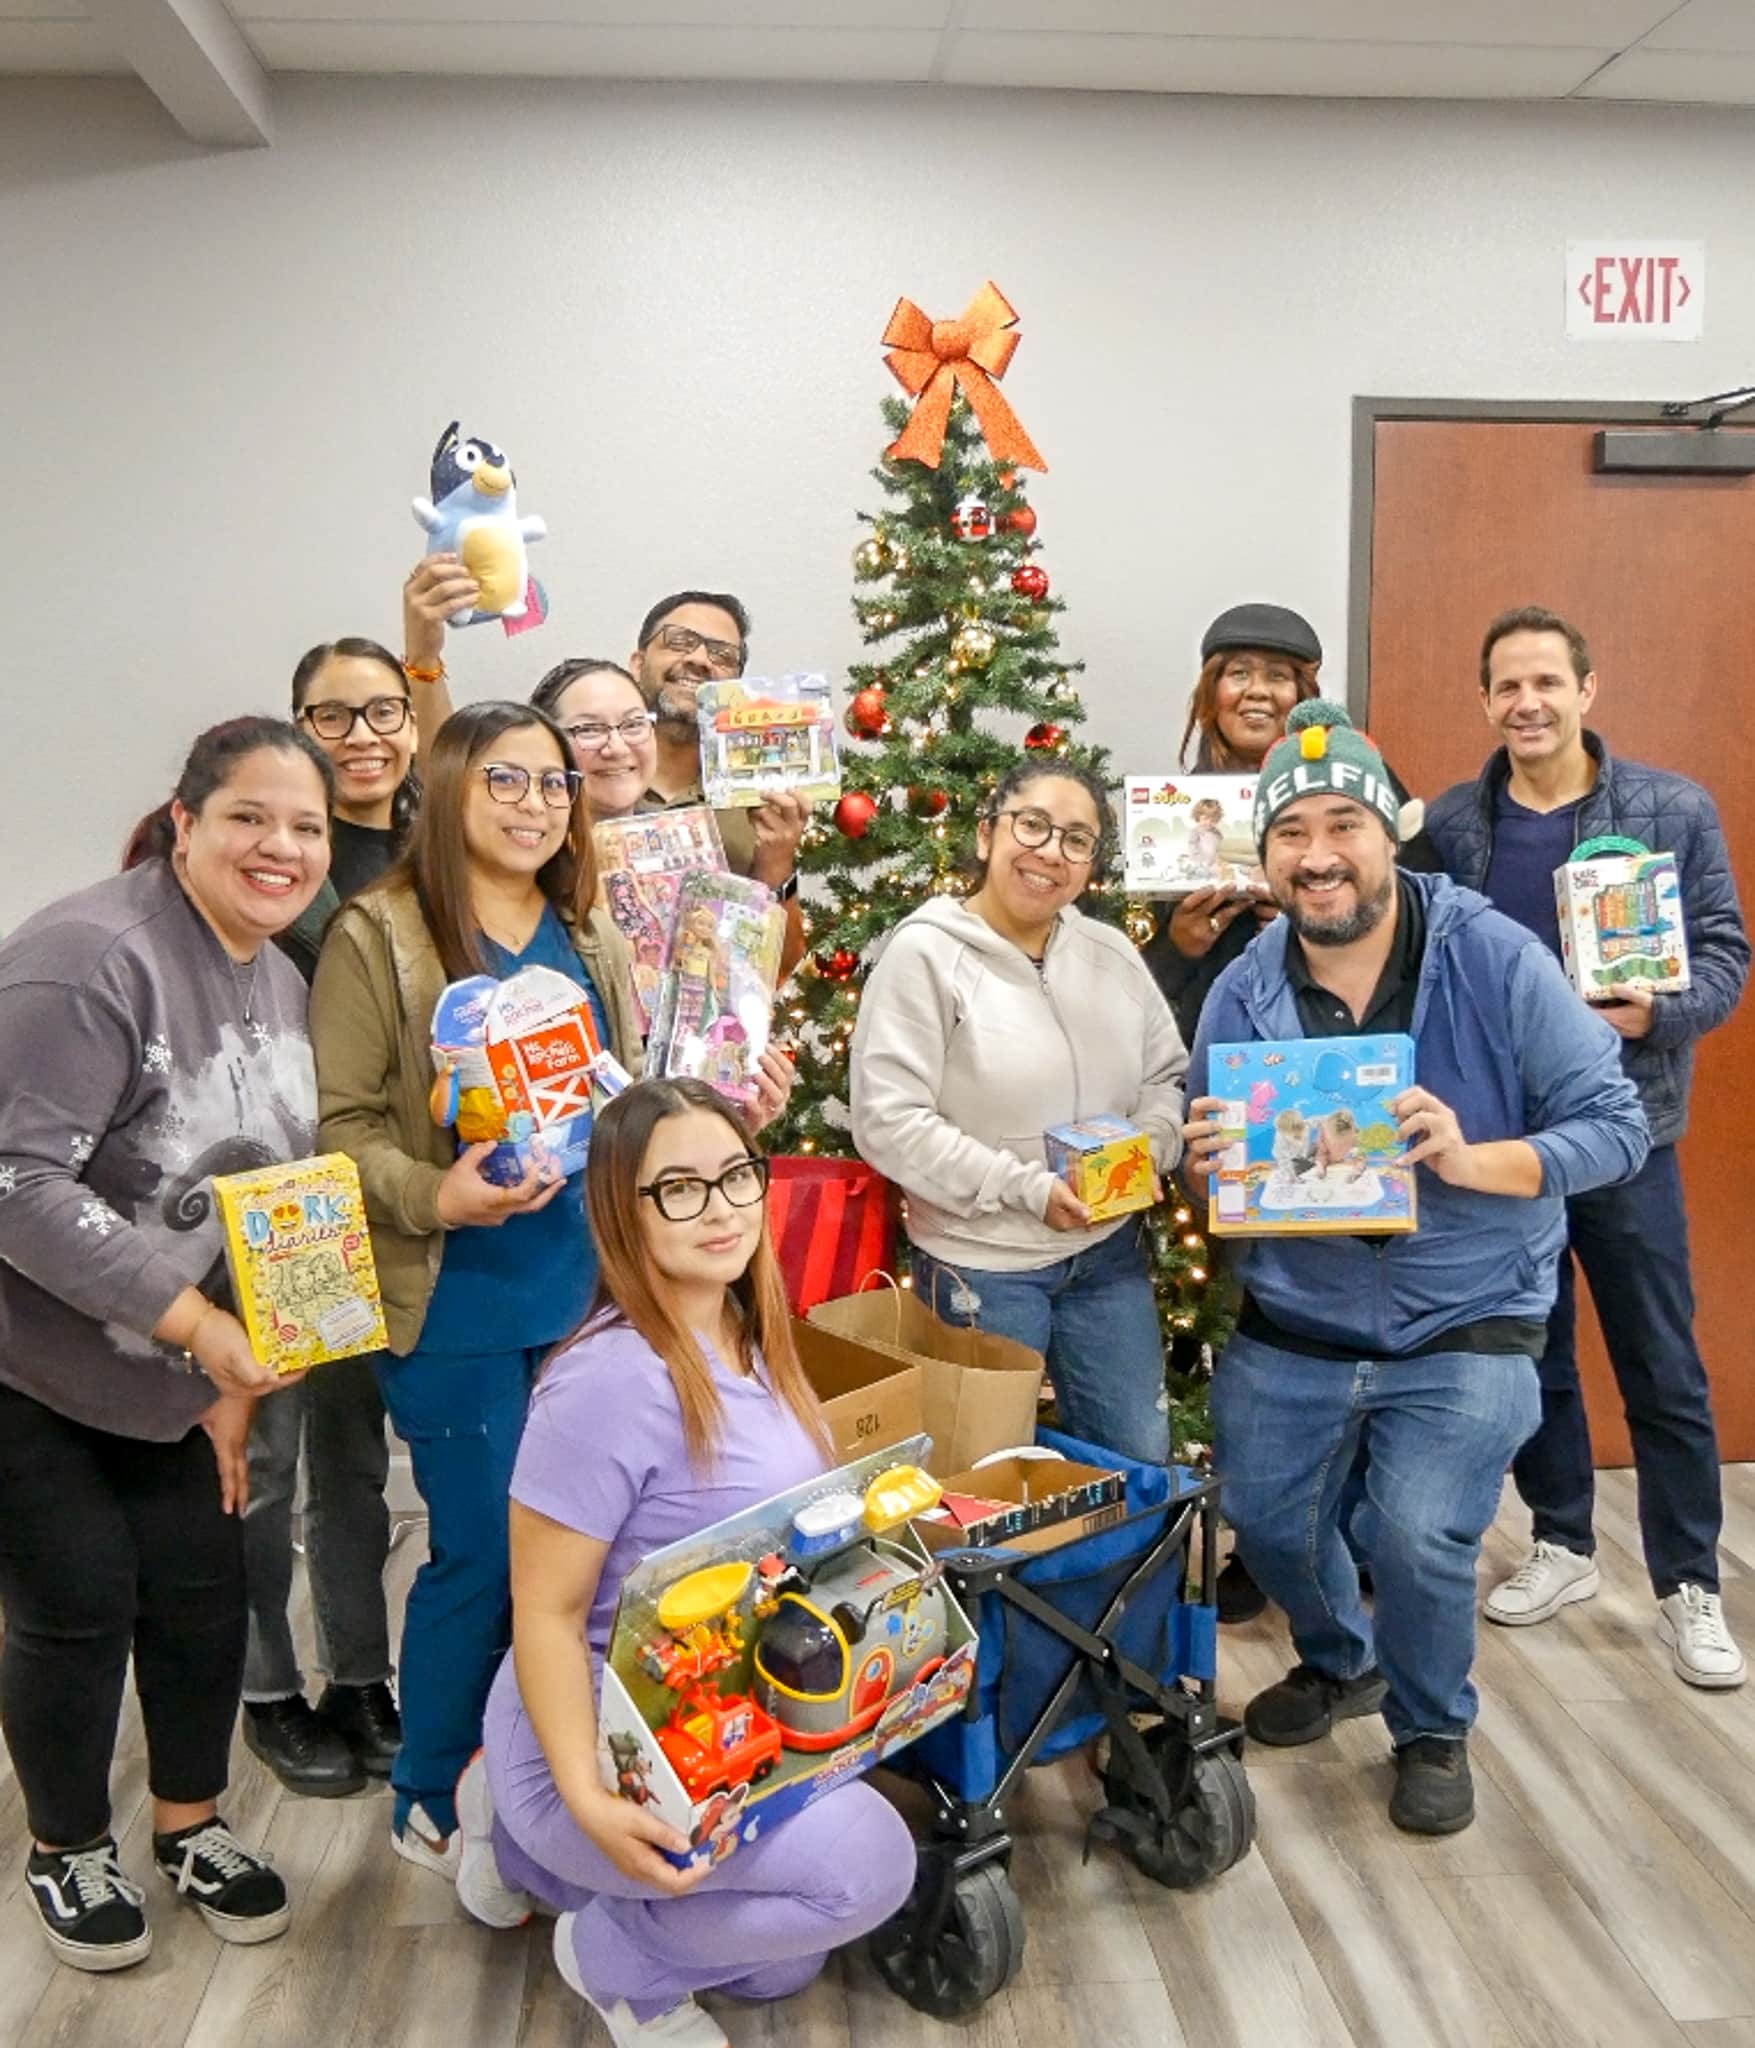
1346, 396, 1684, 723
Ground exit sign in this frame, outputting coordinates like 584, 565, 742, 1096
1566, 241, 1704, 341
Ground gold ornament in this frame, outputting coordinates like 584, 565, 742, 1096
853, 534, 890, 579
1123, 901, 1158, 948
950, 620, 997, 670
891, 540, 912, 574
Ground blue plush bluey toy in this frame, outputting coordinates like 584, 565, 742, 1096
412, 421, 548, 626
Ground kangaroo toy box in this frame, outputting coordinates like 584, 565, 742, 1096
1207, 1034, 1417, 1236
593, 806, 728, 1033
599, 1435, 975, 1874
1123, 774, 1264, 896
1554, 847, 1692, 1001
695, 674, 842, 808
1044, 1115, 1156, 1223
213, 1154, 388, 1375
429, 966, 625, 1187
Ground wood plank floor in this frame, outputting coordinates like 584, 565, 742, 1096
4, 1467, 1754, 2048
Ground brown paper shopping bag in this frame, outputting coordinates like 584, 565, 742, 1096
807, 1275, 1046, 1478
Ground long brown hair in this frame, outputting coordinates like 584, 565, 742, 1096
1178, 651, 1321, 771
378, 700, 597, 980
571, 1079, 829, 1472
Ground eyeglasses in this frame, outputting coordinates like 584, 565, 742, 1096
997, 807, 1101, 865
479, 764, 582, 808
301, 696, 411, 741
565, 712, 657, 753
644, 623, 746, 675
638, 1155, 770, 1223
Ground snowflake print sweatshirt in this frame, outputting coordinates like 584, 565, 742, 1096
0, 859, 317, 1439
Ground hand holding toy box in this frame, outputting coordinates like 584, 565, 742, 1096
1207, 1034, 1417, 1236
213, 1154, 388, 1375
1554, 843, 1691, 1002
1123, 774, 1265, 896
1044, 1114, 1156, 1223
696, 674, 842, 809
598, 1435, 975, 1873
594, 807, 728, 1033
648, 872, 787, 1107
429, 966, 613, 1187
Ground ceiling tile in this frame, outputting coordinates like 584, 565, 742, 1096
235, 0, 945, 22
0, 18, 121, 68
1577, 45, 1755, 96
956, 0, 1675, 46
1640, 0, 1755, 53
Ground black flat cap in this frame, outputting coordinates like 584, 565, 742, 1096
1200, 603, 1322, 667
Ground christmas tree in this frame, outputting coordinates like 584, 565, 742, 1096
775, 292, 1227, 1450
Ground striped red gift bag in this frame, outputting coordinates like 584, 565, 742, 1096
766, 1157, 899, 1314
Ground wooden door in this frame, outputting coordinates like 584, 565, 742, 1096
1360, 414, 1755, 1465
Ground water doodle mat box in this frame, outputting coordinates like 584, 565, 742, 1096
1123, 774, 1262, 896
594, 807, 727, 1034
213, 1154, 387, 1375
1044, 1115, 1155, 1223
1554, 848, 1692, 1001
1207, 1034, 1418, 1237
696, 674, 842, 808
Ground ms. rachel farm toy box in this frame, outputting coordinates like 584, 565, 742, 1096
1206, 1034, 1417, 1236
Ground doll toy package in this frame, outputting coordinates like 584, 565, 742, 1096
1123, 774, 1265, 896
593, 807, 728, 1034
599, 1434, 976, 1874
1554, 842, 1692, 1002
1207, 1034, 1418, 1236
696, 674, 843, 809
647, 872, 787, 1107
213, 1154, 388, 1375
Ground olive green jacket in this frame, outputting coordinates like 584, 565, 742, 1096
309, 883, 644, 1356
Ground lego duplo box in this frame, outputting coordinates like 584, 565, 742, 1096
1207, 1034, 1417, 1236
1123, 773, 1263, 896
213, 1153, 387, 1375
1554, 851, 1691, 1001
1045, 1114, 1156, 1223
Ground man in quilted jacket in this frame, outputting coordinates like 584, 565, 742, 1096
1428, 606, 1749, 1688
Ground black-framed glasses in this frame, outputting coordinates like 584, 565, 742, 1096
644, 623, 746, 675
302, 696, 411, 741
997, 806, 1101, 864
565, 712, 657, 753
638, 1156, 770, 1223
479, 764, 581, 808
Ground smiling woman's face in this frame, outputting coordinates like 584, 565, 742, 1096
551, 668, 657, 819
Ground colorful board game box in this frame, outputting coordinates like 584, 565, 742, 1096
696, 674, 842, 808
1207, 1034, 1417, 1236
1043, 1114, 1156, 1223
213, 1153, 388, 1375
1123, 773, 1264, 896
594, 806, 727, 1032
1554, 850, 1691, 1001
647, 871, 787, 1106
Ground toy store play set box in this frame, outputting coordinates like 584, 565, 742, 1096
1554, 842, 1692, 1002
695, 674, 842, 809
1044, 1115, 1155, 1223
1206, 1034, 1417, 1237
1122, 774, 1265, 896
593, 807, 728, 1033
598, 1436, 975, 1873
212, 1154, 388, 1375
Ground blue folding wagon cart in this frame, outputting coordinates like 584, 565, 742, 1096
869, 1431, 1255, 2017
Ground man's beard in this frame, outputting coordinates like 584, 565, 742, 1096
653, 678, 702, 732
1282, 867, 1395, 947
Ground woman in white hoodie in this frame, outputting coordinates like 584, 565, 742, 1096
850, 760, 1187, 1464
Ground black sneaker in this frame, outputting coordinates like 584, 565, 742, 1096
25, 1838, 152, 1972
1389, 1737, 1474, 1835
153, 1819, 291, 1944
1216, 1554, 1269, 1625
316, 1680, 402, 1778
1244, 1662, 1388, 1747
244, 1695, 366, 1797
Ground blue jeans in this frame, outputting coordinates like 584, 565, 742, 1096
1514, 1144, 1722, 1596
910, 1221, 1170, 1466
1213, 1333, 1541, 1745
376, 1344, 542, 1837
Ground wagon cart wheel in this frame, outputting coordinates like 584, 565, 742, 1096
1108, 1746, 1255, 1890
870, 1862, 1025, 2017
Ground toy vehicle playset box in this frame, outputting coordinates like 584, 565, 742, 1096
1122, 774, 1264, 896
647, 871, 788, 1107
213, 1153, 388, 1375
1206, 1034, 1418, 1236
593, 807, 728, 1033
1044, 1114, 1155, 1223
695, 674, 842, 809
599, 1434, 975, 1872
1554, 841, 1692, 1002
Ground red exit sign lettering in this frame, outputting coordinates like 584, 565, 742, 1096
1566, 241, 1704, 342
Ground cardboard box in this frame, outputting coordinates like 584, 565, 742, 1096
1554, 850, 1691, 1000
791, 1317, 923, 1461
1045, 1114, 1155, 1223
917, 1455, 1131, 1558
1123, 772, 1264, 897
807, 1287, 1046, 1479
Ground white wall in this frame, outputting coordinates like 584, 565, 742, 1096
3, 74, 1753, 930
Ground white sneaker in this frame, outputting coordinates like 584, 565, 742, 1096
1657, 1585, 1747, 1689
455, 1752, 534, 1929
552, 1912, 729, 2048
1484, 1541, 1600, 1626
391, 1802, 459, 1880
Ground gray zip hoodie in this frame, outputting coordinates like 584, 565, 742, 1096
850, 899, 1187, 1272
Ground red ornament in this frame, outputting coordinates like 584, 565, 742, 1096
1024, 721, 1065, 752
950, 494, 993, 542
846, 685, 891, 739
816, 948, 860, 982
1011, 564, 1050, 601
1004, 504, 1037, 538
908, 785, 949, 817
833, 791, 879, 839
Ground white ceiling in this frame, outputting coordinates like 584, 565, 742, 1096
8, 0, 1755, 119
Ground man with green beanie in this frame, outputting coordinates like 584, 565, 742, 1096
1181, 699, 1648, 1835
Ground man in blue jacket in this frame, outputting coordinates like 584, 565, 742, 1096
1427, 606, 1749, 1688
1184, 700, 1648, 1836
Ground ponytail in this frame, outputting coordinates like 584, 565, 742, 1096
122, 802, 177, 871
